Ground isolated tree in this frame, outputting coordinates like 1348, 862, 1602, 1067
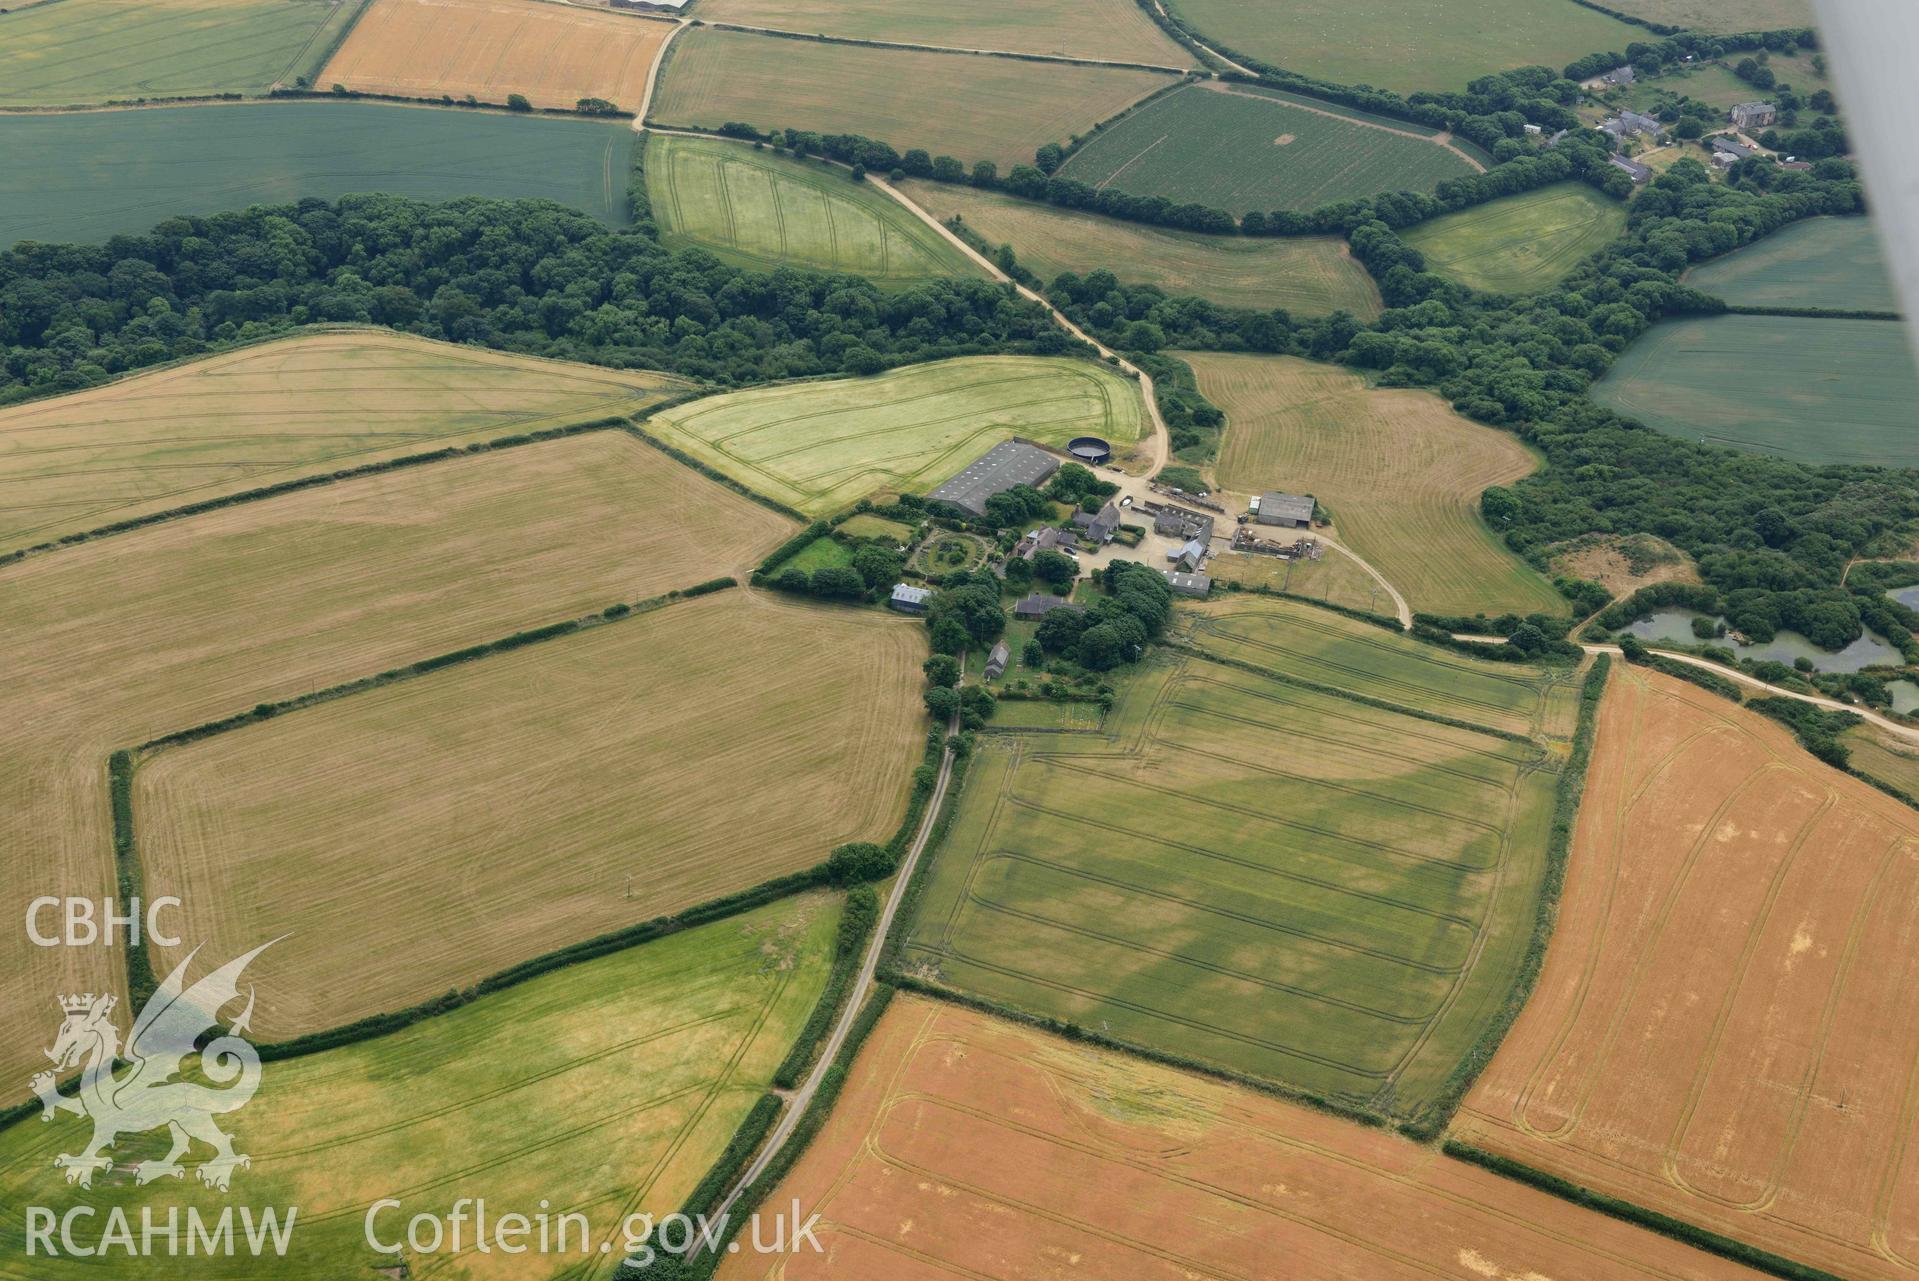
923, 685, 960, 721
506, 93, 533, 112
1031, 549, 1077, 591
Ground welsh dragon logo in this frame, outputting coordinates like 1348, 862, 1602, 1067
30, 941, 275, 1192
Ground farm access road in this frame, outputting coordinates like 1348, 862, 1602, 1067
715, 713, 961, 1219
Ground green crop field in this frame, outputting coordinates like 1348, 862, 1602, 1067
0, 103, 633, 248
1401, 183, 1628, 295
899, 179, 1382, 317
1592, 315, 1919, 467
1590, 0, 1815, 34
651, 28, 1176, 169
1685, 217, 1899, 313
0, 893, 839, 1278
1055, 83, 1478, 216
0, 0, 369, 107
691, 0, 1193, 66
900, 597, 1578, 1123
649, 135, 978, 285
643, 355, 1147, 515
1163, 0, 1641, 93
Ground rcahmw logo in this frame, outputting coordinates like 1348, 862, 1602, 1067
24, 938, 298, 1259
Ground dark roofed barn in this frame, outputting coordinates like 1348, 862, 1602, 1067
926, 440, 1061, 517
1256, 491, 1314, 528
1014, 593, 1085, 620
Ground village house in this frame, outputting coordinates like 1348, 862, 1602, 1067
984, 640, 1010, 680
1730, 101, 1778, 131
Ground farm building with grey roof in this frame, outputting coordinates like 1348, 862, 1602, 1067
926, 440, 1060, 516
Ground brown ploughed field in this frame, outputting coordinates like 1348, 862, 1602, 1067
1454, 665, 1919, 1281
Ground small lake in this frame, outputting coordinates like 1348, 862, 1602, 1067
1618, 609, 1902, 674
1888, 585, 1919, 612
1888, 680, 1919, 715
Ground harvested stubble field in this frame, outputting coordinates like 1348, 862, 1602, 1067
0, 429, 795, 1092
1593, 314, 1919, 467
1685, 217, 1900, 314
1455, 665, 1919, 1281
319, 0, 676, 111
716, 996, 1760, 1281
692, 0, 1192, 66
649, 28, 1175, 169
0, 894, 839, 1280
649, 135, 978, 284
1056, 82, 1478, 216
1163, 0, 1640, 94
0, 329, 690, 555
1401, 182, 1628, 295
134, 589, 923, 1038
1843, 725, 1919, 799
643, 356, 1146, 516
898, 178, 1382, 317
0, 102, 635, 247
1194, 352, 1563, 618
0, 0, 368, 107
902, 597, 1580, 1120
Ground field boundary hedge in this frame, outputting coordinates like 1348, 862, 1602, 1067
1403, 655, 1608, 1140
1214, 577, 1404, 632
270, 84, 639, 122
1722, 304, 1903, 321
1441, 1142, 1844, 1281
772, 887, 877, 1088
694, 21, 1193, 76
624, 419, 809, 521
0, 398, 715, 571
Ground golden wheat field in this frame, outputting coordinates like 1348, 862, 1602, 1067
320, 0, 678, 111
134, 589, 925, 1039
650, 28, 1175, 169
1194, 352, 1563, 618
0, 430, 796, 1092
0, 329, 690, 555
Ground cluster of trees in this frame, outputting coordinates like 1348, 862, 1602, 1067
1030, 561, 1174, 672
1562, 26, 1815, 86
768, 539, 904, 602
0, 192, 1075, 405
919, 653, 998, 728
980, 483, 1052, 529
1047, 461, 1118, 511
922, 571, 1007, 652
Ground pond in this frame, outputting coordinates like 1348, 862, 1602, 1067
1617, 609, 1902, 674
1888, 584, 1919, 612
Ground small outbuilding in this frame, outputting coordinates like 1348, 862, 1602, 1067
889, 583, 932, 613
1608, 154, 1653, 184
1164, 570, 1212, 597
984, 640, 1010, 680
1256, 491, 1315, 528
1014, 593, 1085, 621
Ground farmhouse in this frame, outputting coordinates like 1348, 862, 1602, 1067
1072, 500, 1123, 544
1164, 570, 1212, 597
926, 440, 1060, 516
1599, 112, 1662, 148
1609, 154, 1653, 184
1256, 491, 1315, 528
1014, 593, 1085, 620
889, 583, 932, 613
984, 640, 1010, 680
1730, 101, 1777, 130
1585, 64, 1635, 88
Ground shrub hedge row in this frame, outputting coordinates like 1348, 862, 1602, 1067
772, 886, 879, 1089
1402, 655, 1609, 1140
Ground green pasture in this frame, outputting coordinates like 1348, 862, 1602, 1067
647, 134, 977, 285
0, 893, 839, 1278
786, 535, 856, 572
1163, 0, 1639, 93
837, 513, 917, 543
643, 355, 1147, 516
1056, 84, 1476, 216
1593, 314, 1919, 467
1402, 183, 1627, 295
901, 598, 1573, 1122
1686, 217, 1899, 313
0, 103, 633, 247
0, 0, 369, 107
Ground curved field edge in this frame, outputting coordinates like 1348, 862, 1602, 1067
0, 893, 844, 1278
1190, 351, 1564, 618
127, 588, 927, 1040
647, 133, 978, 283
1401, 183, 1629, 296
0, 327, 695, 557
639, 355, 1149, 517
